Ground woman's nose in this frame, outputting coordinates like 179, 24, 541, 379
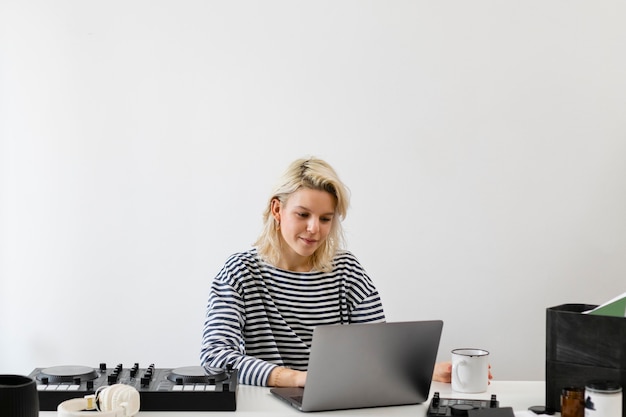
307, 218, 319, 233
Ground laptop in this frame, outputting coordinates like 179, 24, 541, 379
270, 320, 443, 412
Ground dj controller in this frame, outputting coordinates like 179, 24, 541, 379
28, 362, 238, 411
427, 392, 501, 416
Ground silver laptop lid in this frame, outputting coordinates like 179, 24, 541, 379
300, 320, 443, 411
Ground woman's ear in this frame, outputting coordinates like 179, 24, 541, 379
270, 198, 281, 222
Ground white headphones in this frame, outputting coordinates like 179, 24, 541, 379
57, 384, 140, 417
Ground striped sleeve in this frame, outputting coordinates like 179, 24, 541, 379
200, 255, 278, 386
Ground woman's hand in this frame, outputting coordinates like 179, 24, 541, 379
268, 366, 307, 387
433, 361, 452, 382
433, 361, 494, 383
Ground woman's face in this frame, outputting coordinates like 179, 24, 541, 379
271, 188, 335, 271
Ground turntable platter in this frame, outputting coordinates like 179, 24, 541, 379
167, 365, 227, 383
38, 365, 97, 383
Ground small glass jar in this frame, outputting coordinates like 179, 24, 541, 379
561, 386, 585, 417
584, 380, 622, 417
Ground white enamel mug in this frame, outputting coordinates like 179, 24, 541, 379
451, 348, 490, 393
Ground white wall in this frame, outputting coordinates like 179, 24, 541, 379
1, 0, 625, 381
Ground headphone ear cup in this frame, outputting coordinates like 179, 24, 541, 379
57, 397, 93, 417
118, 385, 140, 416
99, 384, 140, 416
97, 385, 116, 411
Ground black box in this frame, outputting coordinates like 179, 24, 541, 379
546, 303, 625, 416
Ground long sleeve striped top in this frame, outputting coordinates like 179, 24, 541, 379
200, 248, 385, 386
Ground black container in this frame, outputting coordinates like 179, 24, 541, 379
0, 375, 39, 417
546, 304, 626, 417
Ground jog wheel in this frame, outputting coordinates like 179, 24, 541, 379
451, 403, 477, 416
37, 365, 97, 383
167, 366, 227, 384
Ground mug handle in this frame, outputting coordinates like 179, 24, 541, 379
454, 360, 467, 387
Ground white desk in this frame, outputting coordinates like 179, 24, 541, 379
40, 381, 548, 416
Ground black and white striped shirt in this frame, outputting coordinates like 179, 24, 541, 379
200, 249, 385, 386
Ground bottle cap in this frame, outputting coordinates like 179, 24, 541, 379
585, 380, 622, 393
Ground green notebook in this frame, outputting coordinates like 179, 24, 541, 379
585, 292, 626, 317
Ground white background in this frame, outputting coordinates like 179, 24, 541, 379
1, 1, 625, 381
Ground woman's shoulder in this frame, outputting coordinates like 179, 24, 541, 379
332, 250, 367, 272
224, 248, 261, 271
224, 248, 259, 264
333, 249, 361, 264
334, 248, 357, 257
331, 250, 377, 289
214, 249, 261, 287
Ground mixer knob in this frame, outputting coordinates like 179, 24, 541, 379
432, 392, 440, 407
42, 377, 49, 385
99, 363, 107, 371
108, 374, 118, 384
141, 376, 150, 387
73, 377, 81, 385
175, 377, 183, 385
86, 380, 94, 390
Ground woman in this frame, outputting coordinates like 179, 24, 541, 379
200, 157, 452, 387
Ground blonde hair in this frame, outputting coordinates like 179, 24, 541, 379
254, 157, 350, 272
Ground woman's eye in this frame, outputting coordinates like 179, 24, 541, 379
321, 217, 332, 223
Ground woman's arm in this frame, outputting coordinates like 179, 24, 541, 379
200, 275, 276, 386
